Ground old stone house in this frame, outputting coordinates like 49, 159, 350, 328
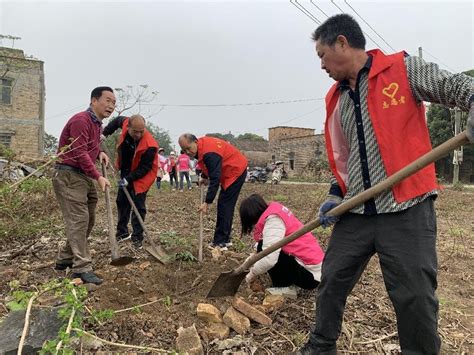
0, 46, 45, 158
233, 139, 271, 168
268, 126, 327, 178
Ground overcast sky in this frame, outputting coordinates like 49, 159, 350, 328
1, 0, 473, 148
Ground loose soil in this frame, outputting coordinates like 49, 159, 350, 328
0, 182, 472, 354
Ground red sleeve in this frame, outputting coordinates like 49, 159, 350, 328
68, 119, 101, 180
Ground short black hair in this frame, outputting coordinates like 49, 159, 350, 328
90, 86, 114, 100
239, 194, 268, 235
311, 14, 365, 49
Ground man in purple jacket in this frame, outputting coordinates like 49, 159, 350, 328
53, 86, 115, 285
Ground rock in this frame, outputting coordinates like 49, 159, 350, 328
211, 248, 222, 260
232, 297, 272, 326
176, 324, 204, 355
139, 261, 151, 270
197, 303, 223, 323
248, 278, 265, 293
81, 335, 103, 350
71, 277, 83, 286
262, 294, 285, 311
212, 335, 248, 350
266, 286, 297, 299
83, 283, 99, 292
0, 308, 62, 353
147, 296, 159, 302
205, 322, 230, 340
223, 307, 250, 335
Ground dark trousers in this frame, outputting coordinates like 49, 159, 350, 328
309, 198, 440, 354
156, 176, 162, 189
179, 171, 191, 190
213, 169, 247, 245
257, 241, 319, 289
169, 168, 178, 189
116, 186, 147, 243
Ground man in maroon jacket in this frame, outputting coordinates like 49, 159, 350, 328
53, 86, 115, 285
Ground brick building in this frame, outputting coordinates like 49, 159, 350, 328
233, 139, 271, 168
268, 126, 327, 178
0, 47, 45, 158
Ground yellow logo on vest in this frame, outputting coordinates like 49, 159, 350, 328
382, 82, 406, 109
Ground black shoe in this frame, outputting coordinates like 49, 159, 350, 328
132, 239, 143, 249
71, 271, 103, 285
55, 262, 73, 271
294, 343, 337, 355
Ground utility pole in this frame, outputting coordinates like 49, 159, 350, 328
452, 109, 462, 184
418, 46, 423, 59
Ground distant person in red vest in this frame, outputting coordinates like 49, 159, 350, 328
296, 14, 474, 355
103, 114, 158, 249
167, 151, 179, 190
240, 194, 324, 297
155, 147, 167, 190
178, 134, 248, 250
177, 150, 192, 191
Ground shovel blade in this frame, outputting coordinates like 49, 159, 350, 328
206, 270, 248, 298
144, 244, 170, 264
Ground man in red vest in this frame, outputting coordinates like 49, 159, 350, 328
296, 14, 473, 355
179, 133, 248, 250
103, 115, 158, 249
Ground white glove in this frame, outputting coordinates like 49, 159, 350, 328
245, 269, 256, 284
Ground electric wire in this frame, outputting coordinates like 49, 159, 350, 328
344, 0, 397, 52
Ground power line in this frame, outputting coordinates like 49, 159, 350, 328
343, 0, 396, 52
290, 0, 321, 24
329, 0, 387, 52
140, 97, 324, 108
252, 105, 325, 133
45, 104, 85, 121
310, 0, 329, 18
420, 48, 457, 73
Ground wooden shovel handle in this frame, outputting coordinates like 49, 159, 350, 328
101, 163, 120, 260
235, 132, 470, 274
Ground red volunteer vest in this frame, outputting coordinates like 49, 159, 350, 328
197, 136, 248, 190
115, 118, 159, 193
253, 202, 324, 265
325, 49, 437, 203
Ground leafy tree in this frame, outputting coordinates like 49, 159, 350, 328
146, 122, 172, 153
43, 132, 58, 155
236, 133, 266, 141
427, 104, 453, 147
206, 132, 235, 143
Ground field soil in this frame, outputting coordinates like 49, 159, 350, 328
0, 181, 472, 354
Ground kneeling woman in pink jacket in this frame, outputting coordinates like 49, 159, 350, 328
239, 194, 324, 290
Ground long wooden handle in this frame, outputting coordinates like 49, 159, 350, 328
102, 163, 120, 260
121, 185, 161, 250
234, 131, 469, 274
198, 184, 204, 262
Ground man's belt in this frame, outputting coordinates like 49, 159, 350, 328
55, 164, 84, 175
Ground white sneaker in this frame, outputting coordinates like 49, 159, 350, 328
225, 242, 233, 247
266, 286, 298, 299
208, 242, 228, 251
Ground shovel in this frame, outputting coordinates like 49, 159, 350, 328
101, 163, 135, 266
121, 185, 170, 264
207, 131, 470, 298
198, 183, 204, 262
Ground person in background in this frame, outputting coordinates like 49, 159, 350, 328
240, 194, 324, 297
156, 148, 167, 190
167, 151, 178, 190
178, 150, 192, 191
103, 114, 158, 249
53, 86, 114, 285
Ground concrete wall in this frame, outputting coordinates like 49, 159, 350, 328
0, 47, 45, 158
